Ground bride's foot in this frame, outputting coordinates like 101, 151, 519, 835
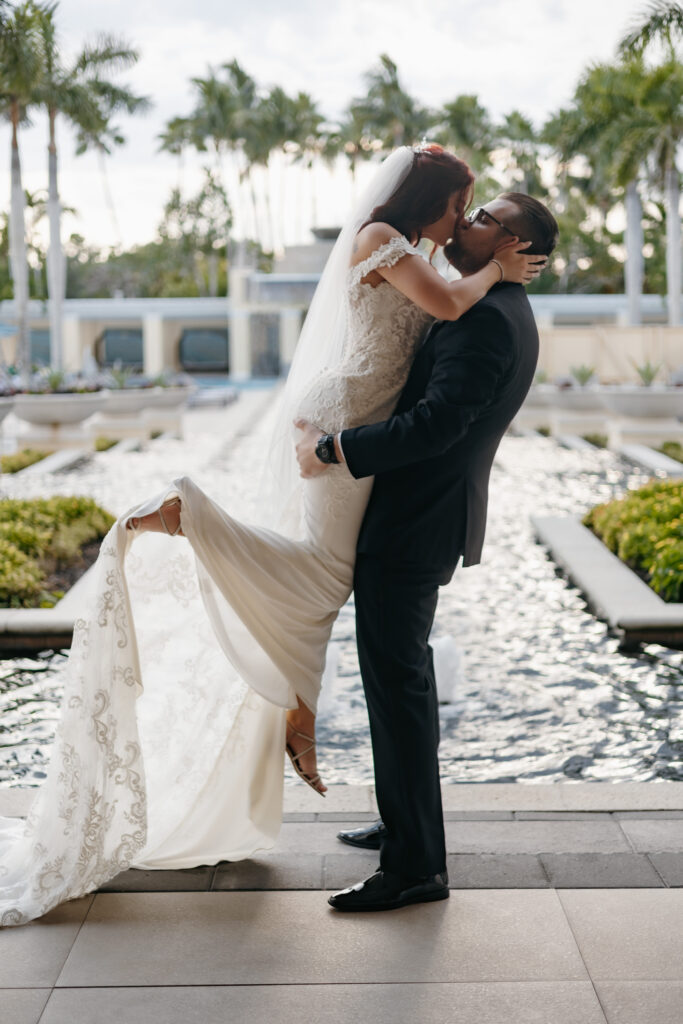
126, 498, 184, 536
286, 705, 327, 797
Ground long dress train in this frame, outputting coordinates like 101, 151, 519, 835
0, 236, 433, 925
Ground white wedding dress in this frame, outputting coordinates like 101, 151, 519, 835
0, 236, 434, 926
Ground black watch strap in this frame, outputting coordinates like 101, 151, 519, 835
315, 433, 340, 464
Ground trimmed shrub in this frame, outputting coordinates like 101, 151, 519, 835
0, 496, 115, 608
584, 480, 683, 602
659, 441, 683, 464
94, 436, 118, 452
0, 449, 49, 474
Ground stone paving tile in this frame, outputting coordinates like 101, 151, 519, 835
282, 812, 317, 822
0, 897, 92, 988
614, 811, 683, 820
439, 784, 683, 813
444, 820, 631, 854
540, 853, 664, 888
445, 811, 514, 820
647, 853, 683, 887
98, 867, 213, 892
322, 852, 379, 890
56, 891, 588, 987
38, 982, 607, 1024
594, 981, 683, 1024
282, 784, 374, 813
514, 812, 613, 821
213, 854, 324, 890
276, 821, 354, 854
558, 889, 683, 980
315, 811, 380, 822
448, 854, 549, 889
618, 819, 683, 852
0, 989, 50, 1024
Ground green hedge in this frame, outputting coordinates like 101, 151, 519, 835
0, 449, 49, 474
583, 480, 683, 602
659, 442, 683, 464
0, 496, 116, 607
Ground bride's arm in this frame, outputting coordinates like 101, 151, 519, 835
353, 224, 543, 321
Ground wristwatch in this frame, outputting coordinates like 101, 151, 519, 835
315, 433, 340, 464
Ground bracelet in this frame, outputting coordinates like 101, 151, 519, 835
489, 258, 504, 282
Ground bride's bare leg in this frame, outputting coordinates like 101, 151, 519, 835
126, 498, 184, 536
286, 697, 327, 795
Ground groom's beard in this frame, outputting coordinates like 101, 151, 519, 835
444, 237, 494, 278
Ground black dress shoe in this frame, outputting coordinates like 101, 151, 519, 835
336, 820, 388, 850
328, 869, 449, 912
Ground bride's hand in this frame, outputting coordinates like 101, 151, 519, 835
493, 239, 547, 285
295, 418, 330, 478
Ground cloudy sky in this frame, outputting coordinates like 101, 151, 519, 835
1, 0, 648, 251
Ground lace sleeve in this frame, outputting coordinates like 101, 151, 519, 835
348, 236, 419, 286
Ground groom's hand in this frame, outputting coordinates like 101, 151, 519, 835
295, 418, 330, 477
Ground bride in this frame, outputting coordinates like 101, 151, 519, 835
0, 144, 542, 926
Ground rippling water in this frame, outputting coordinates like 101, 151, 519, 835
1, 396, 682, 787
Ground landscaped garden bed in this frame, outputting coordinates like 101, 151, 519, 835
584, 480, 683, 602
0, 496, 114, 608
0, 449, 49, 474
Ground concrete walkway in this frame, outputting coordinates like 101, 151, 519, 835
3, 784, 683, 1024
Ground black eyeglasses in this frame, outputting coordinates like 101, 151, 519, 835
467, 207, 517, 238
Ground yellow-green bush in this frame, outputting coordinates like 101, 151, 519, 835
94, 436, 118, 452
584, 480, 683, 602
0, 449, 48, 474
659, 441, 683, 464
0, 496, 116, 608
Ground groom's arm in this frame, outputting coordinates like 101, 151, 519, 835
340, 306, 513, 479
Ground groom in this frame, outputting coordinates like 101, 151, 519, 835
296, 193, 558, 911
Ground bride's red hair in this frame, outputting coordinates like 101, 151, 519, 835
365, 144, 474, 243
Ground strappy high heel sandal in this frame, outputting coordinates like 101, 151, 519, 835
126, 497, 183, 536
286, 726, 326, 798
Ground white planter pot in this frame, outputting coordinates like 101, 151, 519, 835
552, 386, 605, 412
145, 385, 194, 410
13, 391, 107, 426
600, 386, 683, 419
102, 388, 154, 415
0, 396, 14, 424
524, 384, 556, 408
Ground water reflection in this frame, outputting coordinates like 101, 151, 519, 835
1, 421, 682, 787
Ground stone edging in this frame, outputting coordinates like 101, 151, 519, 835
532, 515, 683, 648
0, 561, 95, 653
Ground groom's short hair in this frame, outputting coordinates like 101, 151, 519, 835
500, 193, 559, 257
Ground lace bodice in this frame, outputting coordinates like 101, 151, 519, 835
295, 236, 434, 432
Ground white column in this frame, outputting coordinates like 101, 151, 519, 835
279, 308, 302, 376
666, 168, 681, 326
143, 314, 169, 375
625, 181, 643, 326
62, 317, 85, 372
229, 310, 251, 379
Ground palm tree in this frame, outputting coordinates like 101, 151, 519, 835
437, 94, 496, 174
72, 76, 151, 252
0, 1, 43, 376
496, 111, 544, 196
34, 3, 144, 367
620, 3, 683, 323
543, 61, 650, 323
352, 54, 430, 150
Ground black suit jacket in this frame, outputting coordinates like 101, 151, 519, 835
340, 282, 539, 574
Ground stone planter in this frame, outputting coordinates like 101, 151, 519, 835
0, 396, 14, 425
600, 386, 683, 419
552, 386, 606, 412
523, 384, 556, 408
101, 388, 155, 416
144, 384, 194, 410
13, 391, 107, 426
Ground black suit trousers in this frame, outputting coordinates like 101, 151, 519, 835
353, 554, 450, 878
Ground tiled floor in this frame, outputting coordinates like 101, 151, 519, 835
5, 889, 683, 1023
4, 786, 683, 1023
